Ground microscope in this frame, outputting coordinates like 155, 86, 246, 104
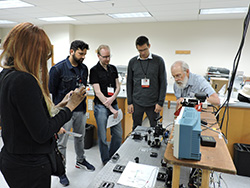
147, 116, 166, 148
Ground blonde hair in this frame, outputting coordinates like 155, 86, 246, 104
0, 22, 55, 116
96, 45, 110, 55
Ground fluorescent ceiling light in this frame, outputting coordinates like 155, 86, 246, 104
0, 0, 34, 9
108, 12, 152, 18
38, 17, 76, 22
200, 7, 248, 15
80, 0, 110, 2
0, 20, 16, 24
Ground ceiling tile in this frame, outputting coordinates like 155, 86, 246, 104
0, 0, 248, 27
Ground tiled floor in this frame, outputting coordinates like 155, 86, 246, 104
1, 103, 250, 187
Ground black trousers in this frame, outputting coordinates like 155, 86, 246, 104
1, 157, 51, 188
132, 103, 159, 130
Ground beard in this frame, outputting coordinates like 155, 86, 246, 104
176, 75, 188, 89
73, 54, 83, 65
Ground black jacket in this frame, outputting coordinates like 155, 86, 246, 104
0, 69, 72, 155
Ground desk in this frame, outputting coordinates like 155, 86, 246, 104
164, 108, 236, 188
87, 127, 167, 188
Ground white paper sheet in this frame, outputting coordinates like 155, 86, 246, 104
107, 109, 123, 128
117, 161, 159, 188
65, 131, 82, 137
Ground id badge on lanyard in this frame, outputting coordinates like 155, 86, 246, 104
107, 87, 115, 96
141, 78, 150, 88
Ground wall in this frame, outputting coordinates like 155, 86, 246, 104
1, 19, 249, 84
73, 20, 250, 85
0, 28, 11, 42
42, 24, 73, 64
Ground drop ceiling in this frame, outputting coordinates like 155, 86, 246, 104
0, 0, 249, 28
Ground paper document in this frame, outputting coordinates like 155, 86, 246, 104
65, 131, 82, 137
117, 161, 159, 188
107, 109, 123, 128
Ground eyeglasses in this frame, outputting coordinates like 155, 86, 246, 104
172, 74, 183, 79
99, 55, 111, 59
137, 47, 149, 52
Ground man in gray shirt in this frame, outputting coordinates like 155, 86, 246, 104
171, 60, 220, 110
127, 36, 167, 130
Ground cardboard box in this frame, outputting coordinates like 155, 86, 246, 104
210, 77, 229, 94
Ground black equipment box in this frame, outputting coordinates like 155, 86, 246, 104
234, 143, 250, 177
200, 135, 216, 147
84, 124, 94, 149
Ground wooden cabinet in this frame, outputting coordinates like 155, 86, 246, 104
220, 106, 250, 158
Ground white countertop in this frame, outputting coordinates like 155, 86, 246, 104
87, 83, 174, 98
219, 92, 250, 108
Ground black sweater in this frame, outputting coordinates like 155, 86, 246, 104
0, 69, 72, 156
126, 54, 167, 107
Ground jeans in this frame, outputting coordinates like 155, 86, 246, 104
58, 111, 87, 164
94, 104, 122, 164
132, 103, 159, 130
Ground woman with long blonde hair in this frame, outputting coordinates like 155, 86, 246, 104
0, 22, 86, 188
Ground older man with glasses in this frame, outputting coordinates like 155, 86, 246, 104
171, 60, 220, 111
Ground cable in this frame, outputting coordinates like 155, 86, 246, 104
164, 122, 174, 129
219, 174, 229, 188
201, 123, 220, 134
201, 109, 214, 113
216, 4, 250, 131
201, 123, 216, 132
214, 173, 229, 188
201, 123, 228, 144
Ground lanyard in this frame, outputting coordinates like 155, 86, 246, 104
139, 59, 150, 78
